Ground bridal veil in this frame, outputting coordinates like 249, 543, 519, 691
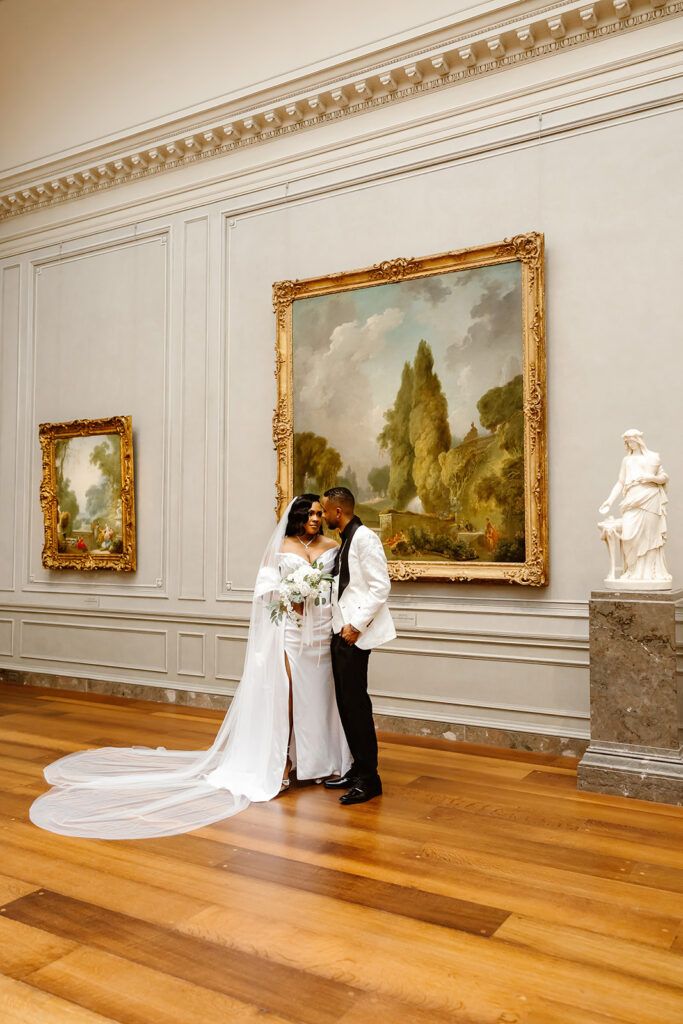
29, 502, 295, 839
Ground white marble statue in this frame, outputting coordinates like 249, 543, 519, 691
598, 429, 672, 590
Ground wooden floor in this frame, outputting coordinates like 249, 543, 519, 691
0, 683, 682, 1024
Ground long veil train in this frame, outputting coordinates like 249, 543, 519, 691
29, 503, 296, 839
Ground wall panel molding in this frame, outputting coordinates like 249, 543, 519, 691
217, 217, 232, 598
215, 632, 247, 682
178, 217, 209, 600
20, 619, 168, 673
22, 230, 172, 598
0, 264, 21, 591
177, 631, 206, 677
0, 619, 14, 657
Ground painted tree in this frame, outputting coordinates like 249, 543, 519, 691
54, 439, 79, 530
88, 436, 122, 523
477, 375, 524, 453
338, 464, 359, 497
377, 362, 416, 508
293, 432, 342, 494
367, 465, 390, 498
408, 340, 451, 513
475, 374, 525, 530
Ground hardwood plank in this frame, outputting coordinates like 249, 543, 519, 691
2, 712, 214, 748
401, 774, 683, 847
526, 1001, 635, 1024
0, 916, 76, 980
380, 743, 578, 779
199, 806, 683, 946
31, 687, 225, 719
495, 913, 683, 988
219, 845, 509, 936
0, 739, 62, 762
27, 945, 301, 1024
183, 894, 683, 1024
0, 790, 35, 820
0, 754, 45, 779
213, 790, 683, 919
0, 975, 117, 1024
629, 861, 683, 895
336, 991, 482, 1023
520, 769, 683, 818
414, 801, 679, 876
3, 889, 359, 1024
185, 903, 528, 1023
0, 871, 39, 905
418, 786, 683, 848
0, 840, 210, 928
12, 799, 680, 946
0, 724, 84, 754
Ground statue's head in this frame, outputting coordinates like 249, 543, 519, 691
622, 429, 645, 454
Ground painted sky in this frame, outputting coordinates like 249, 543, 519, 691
60, 434, 119, 507
292, 261, 523, 483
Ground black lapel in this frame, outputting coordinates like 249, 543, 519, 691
335, 516, 362, 599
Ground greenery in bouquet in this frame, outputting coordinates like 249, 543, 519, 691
267, 559, 334, 625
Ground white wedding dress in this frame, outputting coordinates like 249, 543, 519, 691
29, 504, 351, 839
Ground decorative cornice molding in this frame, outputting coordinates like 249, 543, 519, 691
0, 0, 679, 222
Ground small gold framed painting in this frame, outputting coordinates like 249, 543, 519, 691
39, 415, 136, 571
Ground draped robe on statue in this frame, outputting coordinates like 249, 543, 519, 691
618, 452, 669, 581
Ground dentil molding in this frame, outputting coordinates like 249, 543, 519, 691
0, 0, 679, 222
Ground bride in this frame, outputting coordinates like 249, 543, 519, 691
29, 495, 351, 839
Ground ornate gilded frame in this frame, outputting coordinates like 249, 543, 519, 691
273, 233, 547, 585
39, 415, 137, 572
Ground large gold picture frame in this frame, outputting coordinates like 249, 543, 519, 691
273, 233, 547, 585
39, 415, 137, 572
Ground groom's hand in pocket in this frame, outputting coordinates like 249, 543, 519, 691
341, 624, 360, 645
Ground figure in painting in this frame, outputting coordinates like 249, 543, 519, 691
100, 525, 115, 551
484, 517, 499, 551
598, 429, 672, 590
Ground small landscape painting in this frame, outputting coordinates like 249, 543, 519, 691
39, 416, 136, 571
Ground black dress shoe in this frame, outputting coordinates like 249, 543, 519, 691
323, 771, 357, 790
339, 778, 382, 805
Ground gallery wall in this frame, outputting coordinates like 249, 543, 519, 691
0, 0, 495, 175
1, 0, 681, 750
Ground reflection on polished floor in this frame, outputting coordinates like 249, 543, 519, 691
0, 682, 682, 1024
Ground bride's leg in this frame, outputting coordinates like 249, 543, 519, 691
282, 651, 294, 786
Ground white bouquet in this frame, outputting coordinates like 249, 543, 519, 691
267, 559, 334, 626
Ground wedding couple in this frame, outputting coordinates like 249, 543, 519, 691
30, 488, 396, 839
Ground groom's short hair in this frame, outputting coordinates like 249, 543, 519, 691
324, 486, 355, 511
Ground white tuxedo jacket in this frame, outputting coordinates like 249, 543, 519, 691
331, 524, 396, 651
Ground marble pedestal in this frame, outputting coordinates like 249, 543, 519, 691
577, 589, 683, 806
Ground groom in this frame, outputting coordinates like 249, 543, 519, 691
321, 487, 396, 805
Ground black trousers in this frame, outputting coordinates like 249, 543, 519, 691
330, 634, 379, 781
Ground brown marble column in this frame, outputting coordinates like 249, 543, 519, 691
577, 589, 683, 805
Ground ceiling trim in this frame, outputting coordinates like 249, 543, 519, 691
0, 0, 679, 223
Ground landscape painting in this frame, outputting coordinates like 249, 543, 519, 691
39, 415, 136, 571
274, 235, 547, 584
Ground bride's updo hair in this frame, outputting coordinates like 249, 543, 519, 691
285, 493, 322, 536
